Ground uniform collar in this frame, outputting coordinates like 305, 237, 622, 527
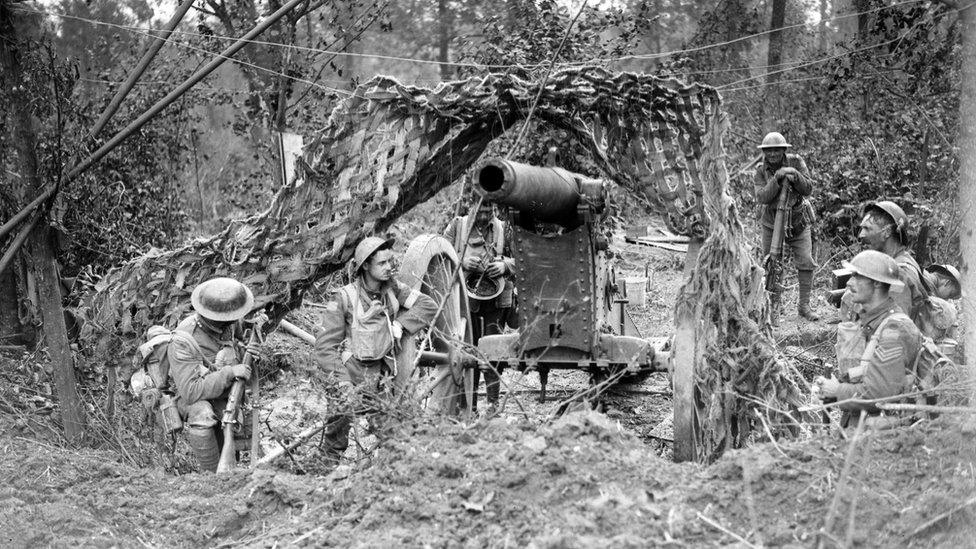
859, 297, 899, 334
357, 277, 392, 299
194, 315, 236, 343
890, 245, 910, 260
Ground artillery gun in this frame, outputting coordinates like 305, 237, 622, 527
473, 158, 669, 402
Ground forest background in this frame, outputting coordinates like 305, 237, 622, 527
0, 0, 965, 346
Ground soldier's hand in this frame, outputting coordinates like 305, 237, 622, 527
820, 375, 840, 399
390, 320, 404, 340
774, 167, 798, 180
245, 340, 263, 360
462, 256, 482, 272
229, 363, 252, 380
486, 261, 506, 278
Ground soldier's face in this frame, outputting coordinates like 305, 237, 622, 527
858, 216, 888, 251
846, 274, 878, 304
475, 205, 493, 225
932, 273, 960, 300
763, 148, 786, 165
365, 249, 395, 283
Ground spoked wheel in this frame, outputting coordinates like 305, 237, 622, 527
398, 234, 474, 415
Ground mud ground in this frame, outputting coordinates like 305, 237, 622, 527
1, 412, 975, 547
2, 222, 974, 547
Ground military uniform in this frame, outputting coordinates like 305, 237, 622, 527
445, 214, 516, 409
312, 277, 436, 464
754, 153, 819, 319
834, 298, 922, 427
889, 246, 929, 322
168, 315, 249, 472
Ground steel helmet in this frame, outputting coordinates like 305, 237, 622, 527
837, 250, 904, 290
352, 236, 395, 273
862, 200, 910, 244
758, 132, 792, 149
190, 277, 255, 322
925, 264, 962, 299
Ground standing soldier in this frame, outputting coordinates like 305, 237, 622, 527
445, 201, 516, 414
856, 201, 929, 321
312, 236, 437, 467
170, 277, 259, 472
754, 132, 819, 324
817, 250, 922, 427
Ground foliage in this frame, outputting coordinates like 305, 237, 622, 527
662, 0, 961, 264
454, 0, 653, 76
1, 9, 192, 278
769, 1, 960, 260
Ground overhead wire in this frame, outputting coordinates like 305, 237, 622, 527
715, 9, 943, 91
558, 0, 928, 66
11, 0, 957, 113
124, 25, 359, 97
14, 0, 928, 72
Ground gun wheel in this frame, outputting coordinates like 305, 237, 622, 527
399, 234, 474, 415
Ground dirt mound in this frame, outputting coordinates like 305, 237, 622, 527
3, 411, 975, 548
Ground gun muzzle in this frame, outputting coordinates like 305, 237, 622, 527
476, 158, 583, 225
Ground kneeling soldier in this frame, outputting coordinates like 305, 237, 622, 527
171, 277, 258, 472
312, 236, 437, 466
817, 251, 922, 428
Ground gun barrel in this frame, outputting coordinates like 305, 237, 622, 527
476, 158, 581, 223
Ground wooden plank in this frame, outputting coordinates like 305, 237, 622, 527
625, 236, 688, 253
638, 235, 691, 244
672, 309, 697, 462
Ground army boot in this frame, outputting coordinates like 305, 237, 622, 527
186, 427, 220, 473
797, 269, 820, 321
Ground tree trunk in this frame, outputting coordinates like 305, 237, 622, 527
818, 0, 829, 49
1, 2, 86, 441
341, 3, 360, 89
764, 0, 787, 130
854, 0, 871, 37
958, 3, 976, 399
648, 0, 662, 61
0, 268, 21, 344
437, 0, 453, 81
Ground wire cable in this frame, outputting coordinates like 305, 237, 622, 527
14, 0, 928, 71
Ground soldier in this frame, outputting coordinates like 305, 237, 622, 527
918, 264, 961, 348
857, 201, 929, 321
817, 250, 922, 428
170, 277, 259, 472
445, 200, 516, 414
923, 264, 962, 301
312, 236, 437, 467
754, 131, 820, 323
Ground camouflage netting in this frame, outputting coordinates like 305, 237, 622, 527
675, 112, 807, 463
75, 66, 720, 359
70, 64, 804, 462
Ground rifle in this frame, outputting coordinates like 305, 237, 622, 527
763, 174, 793, 293
216, 319, 263, 473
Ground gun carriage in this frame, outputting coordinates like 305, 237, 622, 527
472, 159, 670, 401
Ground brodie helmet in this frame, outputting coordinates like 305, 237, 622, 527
836, 250, 905, 290
352, 236, 395, 273
862, 200, 910, 245
191, 277, 255, 322
758, 132, 792, 149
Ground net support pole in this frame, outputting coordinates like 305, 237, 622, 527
64, 0, 310, 182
